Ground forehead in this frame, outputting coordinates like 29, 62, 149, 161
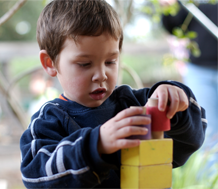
61, 33, 120, 57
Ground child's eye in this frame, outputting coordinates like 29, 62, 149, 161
105, 61, 116, 65
78, 63, 90, 67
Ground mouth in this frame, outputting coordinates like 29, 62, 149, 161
90, 88, 106, 100
91, 88, 106, 94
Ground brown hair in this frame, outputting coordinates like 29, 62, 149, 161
37, 0, 123, 68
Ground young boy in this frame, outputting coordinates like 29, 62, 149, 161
20, 0, 207, 188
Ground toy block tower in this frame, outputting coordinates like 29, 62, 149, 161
121, 98, 173, 189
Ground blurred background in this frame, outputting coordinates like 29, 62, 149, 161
0, 0, 217, 189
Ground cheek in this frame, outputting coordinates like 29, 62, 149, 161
59, 66, 87, 89
109, 68, 118, 83
66, 76, 88, 92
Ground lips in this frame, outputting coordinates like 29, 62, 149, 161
90, 88, 106, 100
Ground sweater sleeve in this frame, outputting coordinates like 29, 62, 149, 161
20, 102, 116, 188
148, 81, 207, 168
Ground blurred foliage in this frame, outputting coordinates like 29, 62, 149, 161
140, 0, 203, 65
0, 1, 44, 41
172, 147, 218, 189
9, 56, 39, 89
139, 0, 180, 23
172, 27, 201, 57
7, 56, 40, 110
209, 0, 218, 4
121, 53, 181, 87
9, 56, 39, 75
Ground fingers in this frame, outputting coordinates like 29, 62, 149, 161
117, 115, 151, 129
98, 107, 151, 154
115, 125, 148, 139
167, 86, 189, 118
115, 139, 141, 150
149, 85, 189, 119
178, 89, 189, 111
114, 107, 144, 121
98, 123, 146, 154
149, 86, 168, 111
115, 110, 151, 137
166, 86, 180, 119
155, 87, 168, 112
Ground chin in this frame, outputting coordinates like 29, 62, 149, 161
86, 100, 105, 108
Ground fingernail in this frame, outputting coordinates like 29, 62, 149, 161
159, 107, 164, 112
143, 128, 148, 132
167, 115, 172, 119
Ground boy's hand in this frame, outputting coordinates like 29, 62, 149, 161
147, 84, 189, 119
98, 107, 151, 155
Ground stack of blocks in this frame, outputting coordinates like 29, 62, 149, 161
121, 99, 173, 189
121, 139, 173, 189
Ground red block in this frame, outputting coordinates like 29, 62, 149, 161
146, 98, 170, 132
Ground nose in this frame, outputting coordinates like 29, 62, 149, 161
92, 66, 108, 82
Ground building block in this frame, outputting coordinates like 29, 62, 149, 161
146, 98, 170, 139
121, 139, 173, 166
121, 106, 173, 189
121, 163, 172, 189
128, 106, 151, 140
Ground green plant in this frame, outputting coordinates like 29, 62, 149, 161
172, 147, 218, 189
120, 53, 181, 88
140, 0, 203, 65
9, 56, 39, 89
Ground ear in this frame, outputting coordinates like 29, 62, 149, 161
39, 50, 57, 77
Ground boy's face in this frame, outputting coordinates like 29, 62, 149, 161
56, 33, 120, 107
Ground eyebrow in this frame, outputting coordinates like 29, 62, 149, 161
75, 51, 119, 58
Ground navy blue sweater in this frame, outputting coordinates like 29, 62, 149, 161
20, 81, 206, 188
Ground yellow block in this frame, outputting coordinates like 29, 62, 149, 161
121, 163, 172, 189
121, 139, 173, 166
